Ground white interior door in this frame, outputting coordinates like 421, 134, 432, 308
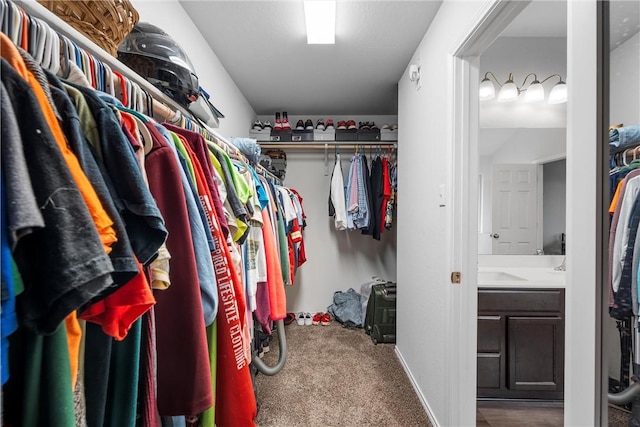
491, 164, 540, 254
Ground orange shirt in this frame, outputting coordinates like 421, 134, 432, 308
610, 179, 625, 215
0, 33, 116, 253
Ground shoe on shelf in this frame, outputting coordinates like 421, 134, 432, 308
391, 124, 398, 130
296, 312, 305, 326
359, 121, 370, 130
304, 312, 313, 326
337, 120, 347, 130
305, 119, 314, 130
370, 122, 379, 130
347, 120, 357, 130
274, 112, 283, 131
321, 313, 331, 325
382, 123, 391, 130
295, 119, 305, 131
316, 119, 325, 130
282, 112, 292, 130
312, 312, 323, 325
325, 119, 335, 129
263, 121, 273, 130
253, 120, 263, 130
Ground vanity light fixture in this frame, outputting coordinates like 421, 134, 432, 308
479, 72, 567, 104
303, 1, 336, 44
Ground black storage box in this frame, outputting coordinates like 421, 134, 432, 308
357, 129, 381, 141
335, 129, 358, 141
291, 130, 314, 142
270, 130, 292, 142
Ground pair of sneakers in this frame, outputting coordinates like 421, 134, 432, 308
312, 312, 331, 326
296, 312, 313, 326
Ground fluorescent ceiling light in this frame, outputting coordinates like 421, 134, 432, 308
304, 1, 336, 44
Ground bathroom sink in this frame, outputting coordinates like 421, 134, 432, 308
477, 271, 526, 282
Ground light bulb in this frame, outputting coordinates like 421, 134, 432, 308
548, 81, 567, 104
479, 77, 495, 101
524, 81, 544, 102
497, 80, 518, 102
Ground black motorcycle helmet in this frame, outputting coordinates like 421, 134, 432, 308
118, 22, 199, 107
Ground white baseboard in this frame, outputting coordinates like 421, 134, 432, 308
394, 346, 440, 427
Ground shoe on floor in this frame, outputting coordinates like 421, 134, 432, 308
284, 312, 296, 325
304, 312, 313, 326
297, 312, 306, 326
321, 313, 331, 326
312, 312, 323, 325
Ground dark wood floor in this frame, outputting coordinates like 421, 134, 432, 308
477, 401, 632, 427
476, 400, 564, 427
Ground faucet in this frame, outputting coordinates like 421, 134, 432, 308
554, 257, 566, 271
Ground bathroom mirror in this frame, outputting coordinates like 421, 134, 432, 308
477, 32, 567, 256
477, 129, 566, 255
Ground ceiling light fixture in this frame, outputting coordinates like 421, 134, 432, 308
303, 1, 336, 44
479, 72, 567, 104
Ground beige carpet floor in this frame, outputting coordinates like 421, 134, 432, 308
255, 322, 635, 426
254, 321, 433, 427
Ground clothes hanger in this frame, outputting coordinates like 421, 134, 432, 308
103, 62, 115, 96
0, 0, 6, 35
49, 25, 60, 75
19, 7, 27, 48
112, 70, 128, 106
10, 2, 20, 44
33, 19, 46, 64
128, 112, 154, 155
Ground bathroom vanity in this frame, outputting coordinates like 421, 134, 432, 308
477, 256, 565, 400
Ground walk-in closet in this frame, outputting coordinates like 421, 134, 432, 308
0, 1, 637, 426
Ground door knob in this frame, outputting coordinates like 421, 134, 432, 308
491, 233, 499, 239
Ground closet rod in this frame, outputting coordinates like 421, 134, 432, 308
15, 0, 204, 126
261, 143, 398, 150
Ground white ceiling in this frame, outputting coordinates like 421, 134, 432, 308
180, 0, 639, 118
180, 0, 442, 116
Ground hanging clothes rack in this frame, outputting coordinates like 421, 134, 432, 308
11, 0, 280, 186
4, 0, 287, 381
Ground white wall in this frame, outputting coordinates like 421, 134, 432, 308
480, 37, 567, 128
130, 0, 255, 137
280, 151, 397, 314
255, 114, 398, 314
565, 2, 601, 425
610, 32, 640, 127
396, 2, 488, 425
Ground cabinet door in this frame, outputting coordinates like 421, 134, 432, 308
507, 316, 564, 398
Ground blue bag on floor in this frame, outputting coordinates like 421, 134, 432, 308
327, 288, 363, 327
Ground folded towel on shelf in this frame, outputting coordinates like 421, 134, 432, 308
610, 125, 640, 150
229, 137, 261, 163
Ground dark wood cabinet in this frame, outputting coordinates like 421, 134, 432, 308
477, 288, 565, 400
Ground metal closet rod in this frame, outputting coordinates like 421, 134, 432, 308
262, 143, 398, 149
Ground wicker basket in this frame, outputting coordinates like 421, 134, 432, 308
37, 0, 139, 56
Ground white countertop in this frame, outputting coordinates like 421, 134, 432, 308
477, 267, 566, 288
